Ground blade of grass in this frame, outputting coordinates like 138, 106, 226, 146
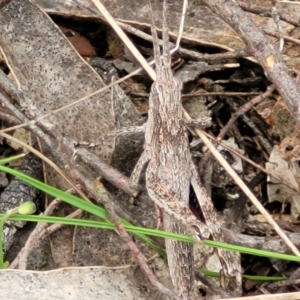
0, 154, 25, 165
0, 165, 165, 256
2, 164, 300, 264
204, 240, 300, 262
0, 213, 192, 243
201, 269, 286, 281
2, 213, 300, 263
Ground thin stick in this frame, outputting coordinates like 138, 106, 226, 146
174, 0, 188, 52
187, 116, 300, 256
218, 291, 300, 300
90, 0, 155, 78
0, 131, 88, 201
206, 131, 300, 194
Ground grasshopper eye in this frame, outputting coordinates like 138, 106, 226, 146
151, 83, 159, 95
191, 224, 210, 240
173, 78, 182, 91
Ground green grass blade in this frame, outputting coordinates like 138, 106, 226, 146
1, 164, 300, 265
0, 213, 192, 243
0, 154, 25, 165
204, 240, 300, 262
201, 270, 286, 281
0, 165, 165, 256
2, 213, 300, 263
